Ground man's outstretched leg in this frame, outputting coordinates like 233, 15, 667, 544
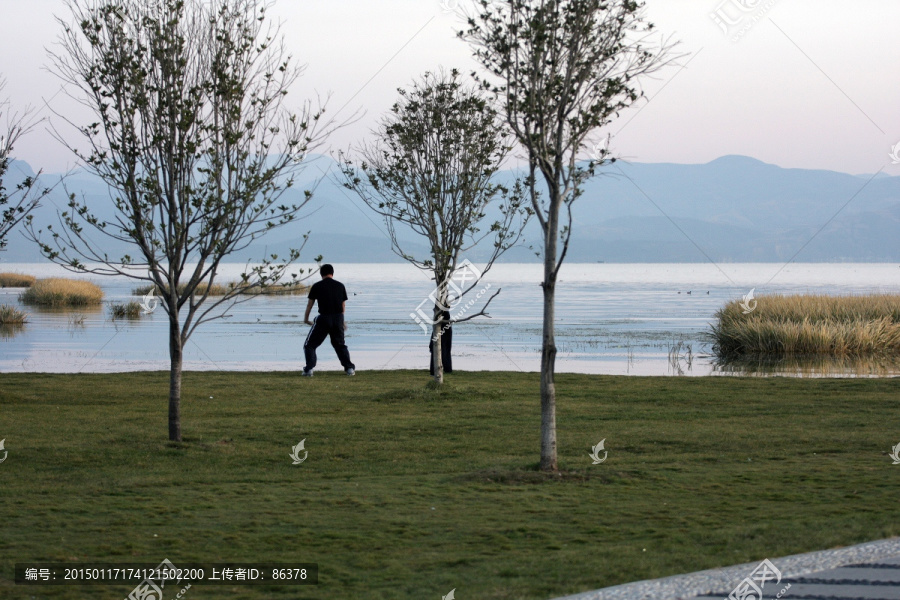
329, 315, 356, 375
302, 316, 328, 376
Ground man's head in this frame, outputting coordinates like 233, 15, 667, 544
320, 264, 335, 278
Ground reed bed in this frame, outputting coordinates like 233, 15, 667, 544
709, 293, 900, 358
133, 282, 230, 296
0, 272, 36, 288
239, 282, 310, 296
20, 278, 104, 308
109, 301, 143, 319
0, 304, 28, 324
133, 281, 309, 297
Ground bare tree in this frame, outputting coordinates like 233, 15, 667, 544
339, 70, 530, 384
0, 79, 51, 252
31, 0, 335, 441
462, 0, 676, 470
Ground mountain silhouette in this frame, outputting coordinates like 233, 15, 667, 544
3, 155, 898, 263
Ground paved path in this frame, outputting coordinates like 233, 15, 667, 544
551, 538, 900, 600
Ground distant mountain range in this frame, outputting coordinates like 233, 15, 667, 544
3, 154, 898, 263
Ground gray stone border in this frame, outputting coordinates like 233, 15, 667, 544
549, 537, 900, 600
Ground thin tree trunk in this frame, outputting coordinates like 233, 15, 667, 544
168, 317, 183, 442
540, 192, 560, 472
432, 307, 444, 385
540, 277, 557, 471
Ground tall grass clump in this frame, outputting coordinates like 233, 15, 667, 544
710, 293, 900, 358
0, 273, 36, 287
20, 278, 104, 308
0, 304, 28, 324
109, 301, 142, 319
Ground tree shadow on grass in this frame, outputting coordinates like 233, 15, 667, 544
372, 381, 498, 403
455, 463, 629, 485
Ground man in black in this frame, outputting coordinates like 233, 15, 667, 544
429, 310, 453, 375
302, 264, 355, 376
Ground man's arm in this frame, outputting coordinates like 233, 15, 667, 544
304, 298, 315, 325
342, 301, 346, 314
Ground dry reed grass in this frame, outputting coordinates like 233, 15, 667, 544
20, 278, 104, 307
0, 273, 36, 288
133, 281, 309, 297
710, 293, 900, 357
0, 304, 28, 324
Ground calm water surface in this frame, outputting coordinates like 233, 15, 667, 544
1, 263, 898, 377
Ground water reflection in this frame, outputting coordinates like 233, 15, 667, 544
27, 305, 104, 317
0, 323, 25, 339
667, 340, 695, 376
712, 354, 900, 378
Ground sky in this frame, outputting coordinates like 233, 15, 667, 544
0, 0, 898, 176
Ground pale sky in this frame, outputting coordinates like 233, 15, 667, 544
1, 0, 898, 175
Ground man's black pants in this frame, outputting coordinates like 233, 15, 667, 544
304, 314, 354, 371
429, 325, 453, 375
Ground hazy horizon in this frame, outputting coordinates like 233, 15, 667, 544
9, 152, 900, 179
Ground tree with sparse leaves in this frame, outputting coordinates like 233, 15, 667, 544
340, 70, 530, 384
0, 79, 51, 253
462, 0, 676, 471
32, 0, 336, 441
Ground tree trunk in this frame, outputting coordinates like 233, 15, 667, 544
540, 269, 558, 471
168, 317, 183, 442
540, 191, 560, 472
431, 308, 444, 385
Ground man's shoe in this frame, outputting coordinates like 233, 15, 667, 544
345, 368, 355, 376
301, 369, 313, 377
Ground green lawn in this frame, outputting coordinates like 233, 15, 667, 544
1, 371, 899, 599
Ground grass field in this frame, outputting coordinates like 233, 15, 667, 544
1, 371, 899, 599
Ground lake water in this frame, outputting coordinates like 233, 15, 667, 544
1, 263, 899, 377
